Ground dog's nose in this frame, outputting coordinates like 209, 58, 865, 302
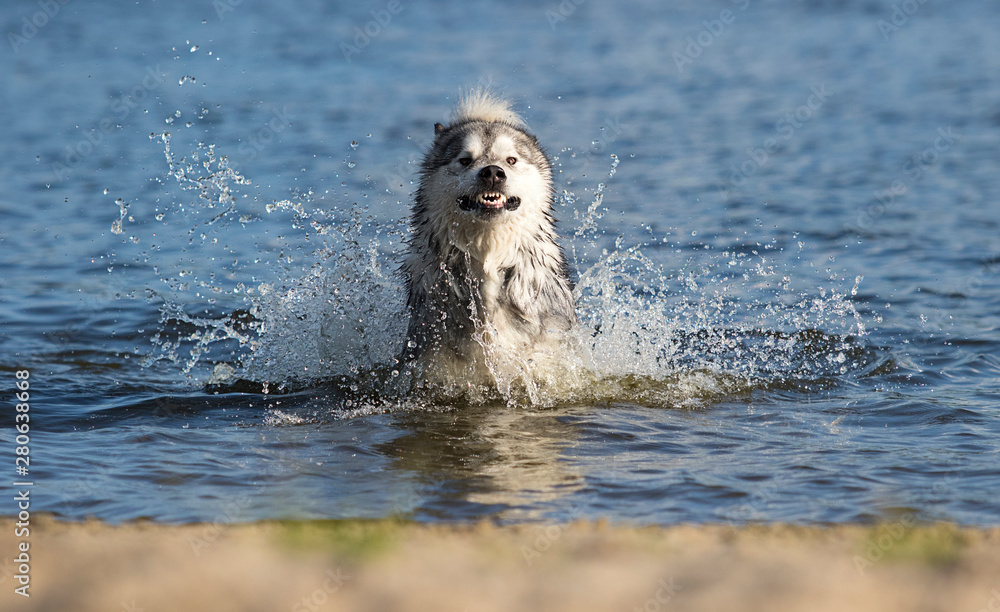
478, 165, 506, 184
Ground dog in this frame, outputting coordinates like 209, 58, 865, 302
401, 90, 577, 390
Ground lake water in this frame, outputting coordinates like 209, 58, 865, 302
2, 0, 999, 525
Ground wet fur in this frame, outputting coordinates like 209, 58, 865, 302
402, 91, 576, 384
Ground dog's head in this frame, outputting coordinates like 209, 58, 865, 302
417, 91, 553, 230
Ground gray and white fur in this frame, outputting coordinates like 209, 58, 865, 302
402, 90, 576, 384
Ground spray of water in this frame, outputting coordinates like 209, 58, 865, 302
116, 131, 872, 414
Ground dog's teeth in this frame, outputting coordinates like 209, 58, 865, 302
477, 192, 506, 204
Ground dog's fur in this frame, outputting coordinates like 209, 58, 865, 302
402, 90, 577, 386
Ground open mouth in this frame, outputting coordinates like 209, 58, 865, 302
458, 193, 522, 213
479, 191, 506, 208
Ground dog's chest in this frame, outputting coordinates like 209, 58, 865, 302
469, 255, 509, 317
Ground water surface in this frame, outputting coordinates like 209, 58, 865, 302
1, 0, 999, 525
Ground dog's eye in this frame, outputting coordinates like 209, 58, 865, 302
506, 157, 517, 166
458, 157, 472, 167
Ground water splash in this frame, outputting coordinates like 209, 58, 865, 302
160, 131, 250, 224
121, 135, 873, 412
124, 130, 406, 396
110, 197, 130, 235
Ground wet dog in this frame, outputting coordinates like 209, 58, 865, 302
402, 90, 576, 387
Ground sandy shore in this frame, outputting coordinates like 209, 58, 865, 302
2, 517, 998, 611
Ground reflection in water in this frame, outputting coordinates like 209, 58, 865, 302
377, 404, 586, 522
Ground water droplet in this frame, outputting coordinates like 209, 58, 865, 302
190, 45, 199, 52
178, 75, 196, 85
349, 141, 359, 149
347, 161, 356, 168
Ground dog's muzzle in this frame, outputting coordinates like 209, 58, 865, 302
457, 164, 522, 213
457, 193, 522, 213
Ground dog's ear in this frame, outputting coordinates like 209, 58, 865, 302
434, 123, 446, 136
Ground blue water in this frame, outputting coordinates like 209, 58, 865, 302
2, 0, 999, 525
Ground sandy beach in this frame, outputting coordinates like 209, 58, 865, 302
2, 517, 998, 612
